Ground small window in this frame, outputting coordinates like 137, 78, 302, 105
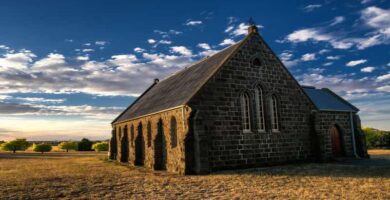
255, 87, 265, 131
252, 58, 261, 66
170, 116, 177, 148
147, 121, 152, 147
130, 124, 134, 147
270, 95, 279, 131
240, 92, 251, 132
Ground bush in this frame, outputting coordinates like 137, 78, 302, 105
363, 127, 390, 148
32, 143, 52, 153
0, 139, 29, 153
78, 138, 93, 151
58, 141, 78, 152
92, 142, 109, 152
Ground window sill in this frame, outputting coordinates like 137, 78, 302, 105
257, 130, 266, 133
243, 130, 252, 134
272, 129, 280, 133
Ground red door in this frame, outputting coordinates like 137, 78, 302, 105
331, 126, 342, 157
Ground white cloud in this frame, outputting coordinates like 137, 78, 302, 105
226, 23, 263, 37
147, 39, 156, 44
286, 28, 331, 43
377, 85, 390, 92
361, 66, 376, 73
323, 62, 333, 66
225, 26, 234, 33
330, 16, 345, 26
0, 45, 10, 50
303, 4, 322, 12
346, 59, 367, 67
279, 52, 299, 67
170, 46, 192, 56
0, 50, 36, 71
185, 20, 203, 26
76, 55, 89, 61
361, 0, 373, 4
301, 53, 316, 61
82, 49, 94, 52
159, 40, 172, 45
83, 43, 91, 46
197, 43, 211, 50
219, 39, 236, 46
318, 49, 330, 54
326, 55, 340, 60
134, 47, 145, 53
377, 73, 390, 82
285, 7, 390, 50
95, 41, 108, 46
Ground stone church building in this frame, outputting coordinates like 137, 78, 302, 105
109, 23, 368, 175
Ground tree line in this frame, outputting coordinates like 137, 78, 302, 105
363, 127, 390, 149
0, 138, 109, 153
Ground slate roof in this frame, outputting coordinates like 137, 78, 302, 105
112, 40, 244, 124
302, 86, 359, 112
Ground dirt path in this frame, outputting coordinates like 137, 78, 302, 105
0, 150, 389, 199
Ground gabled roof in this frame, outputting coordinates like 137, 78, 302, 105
112, 38, 245, 124
302, 86, 359, 112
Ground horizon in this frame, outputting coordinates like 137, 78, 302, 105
1, 0, 390, 141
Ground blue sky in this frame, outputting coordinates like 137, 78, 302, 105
0, 0, 389, 141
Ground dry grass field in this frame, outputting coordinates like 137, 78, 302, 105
0, 149, 389, 200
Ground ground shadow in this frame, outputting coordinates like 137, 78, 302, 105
212, 154, 390, 178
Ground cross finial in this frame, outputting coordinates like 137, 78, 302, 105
248, 17, 255, 26
247, 17, 258, 34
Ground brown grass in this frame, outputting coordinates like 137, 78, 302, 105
0, 150, 389, 199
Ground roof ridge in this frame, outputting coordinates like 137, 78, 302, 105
182, 36, 251, 105
157, 40, 244, 85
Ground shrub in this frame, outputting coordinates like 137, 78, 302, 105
78, 138, 93, 151
92, 142, 109, 152
58, 141, 78, 152
0, 139, 29, 153
32, 143, 52, 153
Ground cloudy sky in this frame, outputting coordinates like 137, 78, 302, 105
0, 0, 389, 141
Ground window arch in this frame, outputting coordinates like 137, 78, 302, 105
270, 95, 279, 131
240, 92, 251, 132
170, 116, 177, 148
147, 121, 152, 147
255, 86, 265, 131
252, 58, 261, 66
130, 124, 134, 147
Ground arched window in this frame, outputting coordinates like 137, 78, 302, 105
270, 95, 279, 131
252, 58, 261, 66
255, 87, 265, 131
170, 116, 177, 148
130, 124, 134, 147
240, 92, 251, 132
147, 121, 152, 147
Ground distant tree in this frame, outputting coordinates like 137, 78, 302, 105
58, 141, 78, 152
92, 142, 109, 152
78, 138, 93, 151
32, 143, 52, 153
0, 139, 29, 153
